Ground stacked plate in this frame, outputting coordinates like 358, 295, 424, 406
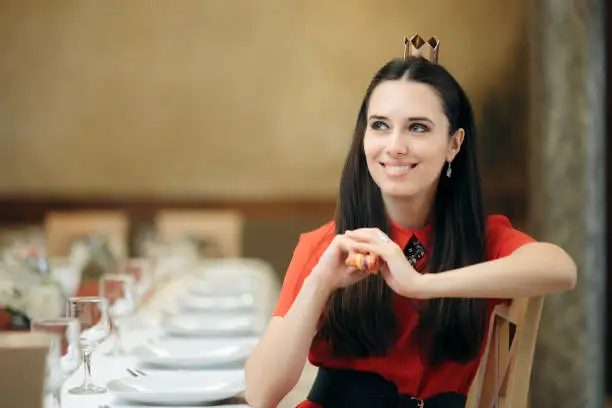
106, 262, 268, 406
107, 370, 246, 405
163, 287, 263, 337
132, 337, 258, 369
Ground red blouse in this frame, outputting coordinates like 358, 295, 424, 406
272, 215, 536, 407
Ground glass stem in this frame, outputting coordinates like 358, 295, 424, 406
82, 351, 93, 389
52, 389, 62, 408
113, 325, 123, 355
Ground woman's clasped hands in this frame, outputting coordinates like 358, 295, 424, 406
310, 228, 429, 299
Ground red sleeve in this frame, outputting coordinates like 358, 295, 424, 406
272, 234, 316, 318
486, 215, 536, 260
486, 215, 537, 307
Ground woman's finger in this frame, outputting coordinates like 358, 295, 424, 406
380, 265, 396, 284
380, 266, 401, 293
380, 265, 391, 280
346, 266, 359, 274
346, 241, 379, 255
345, 229, 391, 243
344, 230, 377, 242
337, 236, 384, 258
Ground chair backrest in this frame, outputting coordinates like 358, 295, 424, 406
44, 210, 129, 259
466, 296, 545, 408
154, 209, 244, 258
0, 332, 52, 408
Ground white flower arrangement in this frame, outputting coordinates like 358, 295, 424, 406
0, 249, 64, 322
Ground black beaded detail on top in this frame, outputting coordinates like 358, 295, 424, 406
403, 234, 426, 266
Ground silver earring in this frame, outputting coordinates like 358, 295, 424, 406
446, 161, 452, 178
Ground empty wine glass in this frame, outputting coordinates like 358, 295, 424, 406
125, 259, 152, 307
31, 317, 81, 408
99, 273, 135, 355
66, 296, 110, 394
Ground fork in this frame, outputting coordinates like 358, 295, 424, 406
126, 367, 147, 377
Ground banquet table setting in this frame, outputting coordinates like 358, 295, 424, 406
0, 233, 318, 408
49, 255, 305, 408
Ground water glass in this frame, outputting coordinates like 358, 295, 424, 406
31, 317, 81, 408
66, 296, 110, 394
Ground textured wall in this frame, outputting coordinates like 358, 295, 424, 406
0, 0, 527, 199
527, 0, 606, 406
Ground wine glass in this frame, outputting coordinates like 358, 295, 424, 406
31, 317, 81, 408
66, 296, 110, 394
99, 273, 135, 355
125, 259, 152, 306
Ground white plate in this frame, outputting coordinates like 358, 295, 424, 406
180, 294, 255, 312
164, 315, 261, 337
132, 337, 257, 368
107, 370, 244, 405
188, 279, 255, 297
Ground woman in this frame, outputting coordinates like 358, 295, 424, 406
244, 50, 577, 408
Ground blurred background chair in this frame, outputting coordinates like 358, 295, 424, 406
154, 209, 244, 259
44, 211, 129, 260
0, 332, 52, 408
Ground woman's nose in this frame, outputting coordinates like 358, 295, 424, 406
385, 132, 408, 157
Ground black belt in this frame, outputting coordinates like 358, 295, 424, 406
306, 367, 466, 408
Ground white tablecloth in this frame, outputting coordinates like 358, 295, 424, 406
61, 275, 249, 408
60, 265, 317, 408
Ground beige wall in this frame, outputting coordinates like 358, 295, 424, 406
0, 0, 527, 199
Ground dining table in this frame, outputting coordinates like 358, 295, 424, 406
59, 257, 318, 408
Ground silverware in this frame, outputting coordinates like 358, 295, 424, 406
126, 368, 147, 377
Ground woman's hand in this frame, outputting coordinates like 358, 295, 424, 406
310, 234, 372, 292
344, 228, 429, 299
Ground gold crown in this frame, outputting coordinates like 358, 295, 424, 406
403, 34, 440, 63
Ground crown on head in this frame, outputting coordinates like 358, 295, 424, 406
403, 34, 440, 63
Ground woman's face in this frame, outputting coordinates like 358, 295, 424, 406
363, 79, 464, 199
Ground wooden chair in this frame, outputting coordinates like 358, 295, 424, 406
0, 332, 53, 408
466, 296, 545, 408
154, 209, 244, 258
44, 210, 129, 259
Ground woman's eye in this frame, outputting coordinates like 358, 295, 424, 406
370, 121, 389, 130
409, 123, 429, 133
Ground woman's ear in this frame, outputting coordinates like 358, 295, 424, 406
447, 128, 465, 161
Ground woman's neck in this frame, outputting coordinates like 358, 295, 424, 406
382, 189, 435, 231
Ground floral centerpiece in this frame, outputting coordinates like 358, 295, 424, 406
80, 234, 120, 281
0, 246, 63, 330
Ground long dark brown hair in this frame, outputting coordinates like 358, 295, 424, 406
314, 57, 488, 366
